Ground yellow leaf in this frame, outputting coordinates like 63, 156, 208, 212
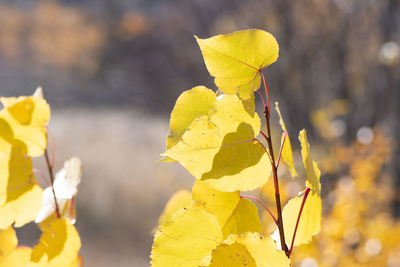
157, 189, 192, 226
164, 94, 270, 192
272, 190, 321, 249
30, 218, 81, 267
206, 232, 290, 267
0, 247, 32, 267
151, 207, 222, 267
0, 227, 17, 257
192, 181, 260, 239
0, 119, 13, 206
275, 102, 297, 177
0, 92, 50, 157
299, 129, 321, 193
0, 226, 32, 267
0, 141, 43, 229
163, 115, 220, 177
195, 29, 279, 99
166, 86, 217, 150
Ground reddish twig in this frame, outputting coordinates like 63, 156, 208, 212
256, 90, 266, 109
260, 71, 270, 117
261, 73, 289, 256
33, 168, 51, 186
44, 149, 60, 218
241, 194, 277, 225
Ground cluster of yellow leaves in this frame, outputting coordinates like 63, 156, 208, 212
0, 88, 48, 228
0, 89, 81, 266
288, 130, 400, 267
153, 29, 323, 266
162, 86, 271, 192
0, 219, 81, 267
151, 181, 290, 267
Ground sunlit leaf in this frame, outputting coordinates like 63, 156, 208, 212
272, 191, 321, 249
299, 129, 321, 193
163, 94, 271, 192
30, 218, 81, 267
0, 227, 17, 257
0, 140, 42, 229
195, 29, 279, 99
151, 207, 222, 267
0, 91, 50, 157
0, 118, 13, 206
206, 232, 290, 267
0, 226, 32, 266
157, 189, 192, 226
272, 130, 322, 249
36, 157, 82, 226
192, 181, 260, 239
166, 86, 216, 150
275, 102, 297, 177
0, 247, 31, 267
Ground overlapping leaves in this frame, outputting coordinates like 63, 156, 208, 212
163, 86, 271, 192
0, 219, 81, 267
0, 89, 49, 229
0, 89, 82, 266
155, 28, 322, 266
151, 181, 288, 267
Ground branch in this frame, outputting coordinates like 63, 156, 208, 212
261, 71, 289, 256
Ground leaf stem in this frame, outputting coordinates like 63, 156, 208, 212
241, 194, 277, 225
33, 168, 51, 186
289, 187, 311, 256
261, 71, 289, 256
256, 90, 266, 108
260, 70, 270, 116
44, 149, 60, 218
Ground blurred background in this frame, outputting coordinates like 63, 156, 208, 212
0, 0, 399, 266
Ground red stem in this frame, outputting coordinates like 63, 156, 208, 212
260, 71, 270, 117
259, 130, 268, 142
289, 187, 311, 255
256, 133, 273, 164
276, 131, 288, 169
241, 195, 277, 225
261, 75, 289, 256
44, 149, 60, 218
256, 90, 266, 108
33, 168, 51, 186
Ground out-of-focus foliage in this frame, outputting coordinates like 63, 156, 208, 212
0, 90, 82, 266
0, 2, 105, 73
261, 108, 398, 267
